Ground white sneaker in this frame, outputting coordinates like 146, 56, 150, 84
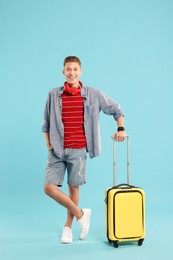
60, 227, 72, 244
77, 208, 91, 240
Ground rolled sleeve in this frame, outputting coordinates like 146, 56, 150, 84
98, 90, 124, 120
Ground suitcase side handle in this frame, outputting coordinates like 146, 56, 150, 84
113, 135, 130, 186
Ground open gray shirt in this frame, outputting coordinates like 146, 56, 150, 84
42, 86, 124, 158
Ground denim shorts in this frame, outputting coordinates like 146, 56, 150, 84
44, 148, 87, 187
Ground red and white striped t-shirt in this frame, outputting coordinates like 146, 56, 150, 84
61, 91, 87, 149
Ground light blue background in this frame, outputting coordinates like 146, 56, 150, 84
1, 0, 173, 259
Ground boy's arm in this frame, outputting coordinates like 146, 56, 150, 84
112, 116, 126, 142
97, 91, 126, 142
42, 92, 53, 150
44, 132, 53, 150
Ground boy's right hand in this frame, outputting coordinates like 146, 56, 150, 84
47, 143, 53, 151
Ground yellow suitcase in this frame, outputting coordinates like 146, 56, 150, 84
105, 136, 145, 248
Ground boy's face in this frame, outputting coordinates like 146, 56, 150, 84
63, 62, 82, 87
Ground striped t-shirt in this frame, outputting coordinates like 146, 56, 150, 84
61, 91, 87, 148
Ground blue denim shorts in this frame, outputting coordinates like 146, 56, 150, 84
44, 148, 87, 187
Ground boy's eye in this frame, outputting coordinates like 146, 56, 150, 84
65, 67, 79, 72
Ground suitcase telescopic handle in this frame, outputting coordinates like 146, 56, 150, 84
113, 135, 130, 186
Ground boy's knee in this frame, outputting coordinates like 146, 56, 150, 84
44, 185, 49, 195
44, 184, 57, 196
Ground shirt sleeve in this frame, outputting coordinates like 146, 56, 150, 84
97, 90, 124, 120
41, 92, 51, 132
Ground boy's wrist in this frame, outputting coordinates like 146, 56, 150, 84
46, 143, 52, 149
117, 126, 125, 131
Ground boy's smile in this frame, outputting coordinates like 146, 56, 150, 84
63, 62, 82, 88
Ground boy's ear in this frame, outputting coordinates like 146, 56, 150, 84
62, 70, 65, 75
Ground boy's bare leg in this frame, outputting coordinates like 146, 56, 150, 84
64, 186, 79, 228
44, 184, 83, 220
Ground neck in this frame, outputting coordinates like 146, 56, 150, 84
69, 84, 78, 88
64, 81, 81, 95
68, 82, 80, 88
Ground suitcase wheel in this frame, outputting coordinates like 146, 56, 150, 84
107, 238, 119, 248
138, 239, 144, 246
113, 241, 119, 248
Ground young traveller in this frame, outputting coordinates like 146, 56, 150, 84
42, 56, 126, 244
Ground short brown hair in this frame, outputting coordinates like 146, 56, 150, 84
63, 56, 81, 66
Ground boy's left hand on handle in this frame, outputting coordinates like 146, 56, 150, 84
111, 131, 126, 142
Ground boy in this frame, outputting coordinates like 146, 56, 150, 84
42, 56, 126, 244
